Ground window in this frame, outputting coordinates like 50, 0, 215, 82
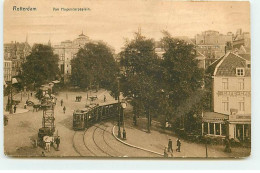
209, 123, 214, 135
238, 97, 245, 111
222, 78, 228, 90
222, 97, 229, 112
221, 124, 226, 136
236, 68, 245, 76
204, 123, 208, 134
61, 54, 64, 60
215, 123, 220, 135
238, 78, 245, 90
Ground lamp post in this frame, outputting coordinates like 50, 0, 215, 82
121, 101, 127, 140
117, 77, 121, 138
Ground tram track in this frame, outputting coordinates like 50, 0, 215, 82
72, 130, 94, 157
92, 124, 113, 157
102, 125, 124, 156
72, 131, 83, 156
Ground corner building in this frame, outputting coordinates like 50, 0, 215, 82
203, 52, 251, 142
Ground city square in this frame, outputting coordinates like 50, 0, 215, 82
3, 0, 251, 159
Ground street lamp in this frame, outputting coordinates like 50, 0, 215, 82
121, 101, 127, 140
117, 77, 121, 138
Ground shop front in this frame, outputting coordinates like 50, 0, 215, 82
228, 114, 251, 142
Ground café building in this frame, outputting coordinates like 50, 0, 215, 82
202, 52, 251, 142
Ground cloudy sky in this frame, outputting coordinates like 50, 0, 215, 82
4, 0, 250, 52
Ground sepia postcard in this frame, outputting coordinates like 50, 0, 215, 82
3, 0, 251, 158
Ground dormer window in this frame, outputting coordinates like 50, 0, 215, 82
236, 68, 245, 76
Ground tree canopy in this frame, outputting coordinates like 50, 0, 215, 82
120, 31, 204, 132
21, 44, 60, 89
70, 42, 119, 95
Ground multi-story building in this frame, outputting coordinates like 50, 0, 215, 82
53, 32, 90, 83
195, 30, 233, 69
202, 51, 251, 142
4, 60, 12, 83
4, 41, 31, 77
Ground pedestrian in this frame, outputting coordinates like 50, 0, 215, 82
168, 139, 173, 152
224, 137, 231, 153
55, 136, 60, 151
79, 96, 82, 102
176, 138, 181, 152
104, 95, 106, 102
13, 104, 17, 113
24, 103, 27, 109
63, 106, 66, 114
31, 92, 33, 97
164, 147, 168, 157
61, 99, 63, 106
133, 115, 137, 126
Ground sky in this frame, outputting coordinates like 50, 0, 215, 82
4, 0, 250, 52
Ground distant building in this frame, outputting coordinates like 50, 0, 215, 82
53, 32, 90, 83
203, 52, 251, 142
4, 40, 31, 77
233, 29, 251, 53
4, 60, 12, 83
195, 30, 233, 69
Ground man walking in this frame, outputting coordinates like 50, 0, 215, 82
61, 99, 63, 106
14, 104, 17, 113
104, 95, 106, 102
63, 106, 66, 114
55, 136, 60, 151
176, 138, 181, 152
168, 139, 173, 153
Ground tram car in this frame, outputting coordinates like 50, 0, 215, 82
73, 102, 122, 130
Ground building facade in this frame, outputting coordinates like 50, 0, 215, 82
195, 30, 233, 69
203, 52, 251, 142
4, 60, 12, 83
53, 32, 90, 83
4, 41, 31, 77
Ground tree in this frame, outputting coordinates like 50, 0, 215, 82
21, 44, 60, 89
120, 32, 161, 132
70, 42, 119, 95
160, 31, 204, 132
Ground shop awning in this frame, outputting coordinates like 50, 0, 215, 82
202, 112, 229, 123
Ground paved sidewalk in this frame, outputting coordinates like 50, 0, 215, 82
114, 116, 251, 158
4, 108, 29, 115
